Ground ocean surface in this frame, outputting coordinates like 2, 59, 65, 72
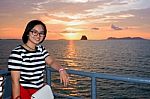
0, 39, 150, 99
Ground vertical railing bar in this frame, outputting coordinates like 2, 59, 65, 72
91, 77, 96, 99
46, 67, 51, 85
2, 72, 11, 99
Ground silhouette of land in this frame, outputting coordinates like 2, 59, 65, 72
81, 35, 88, 40
107, 37, 146, 40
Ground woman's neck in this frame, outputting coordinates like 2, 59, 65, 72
25, 42, 36, 51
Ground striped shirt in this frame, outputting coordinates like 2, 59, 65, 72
8, 45, 49, 88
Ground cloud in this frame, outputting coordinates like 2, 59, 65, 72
111, 24, 140, 30
60, 30, 77, 34
0, 13, 12, 17
61, 30, 70, 33
32, 0, 50, 6
59, 0, 101, 3
60, 0, 89, 3
66, 20, 87, 26
49, 12, 87, 20
105, 14, 134, 20
85, 0, 150, 18
65, 27, 84, 31
60, 27, 84, 34
111, 24, 123, 30
91, 27, 99, 30
45, 19, 66, 24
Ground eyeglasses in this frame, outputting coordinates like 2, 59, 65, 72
30, 29, 45, 37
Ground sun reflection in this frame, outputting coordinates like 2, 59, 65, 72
52, 41, 89, 97
66, 41, 76, 58
64, 41, 81, 70
54, 41, 86, 97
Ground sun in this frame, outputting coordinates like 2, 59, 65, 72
62, 33, 80, 40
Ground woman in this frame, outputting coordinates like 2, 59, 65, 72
8, 20, 69, 99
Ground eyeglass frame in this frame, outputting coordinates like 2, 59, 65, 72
30, 29, 45, 37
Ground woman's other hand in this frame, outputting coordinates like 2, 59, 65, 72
59, 69, 69, 86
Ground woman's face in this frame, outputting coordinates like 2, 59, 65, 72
28, 25, 45, 45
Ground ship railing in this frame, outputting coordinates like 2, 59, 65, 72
0, 67, 150, 99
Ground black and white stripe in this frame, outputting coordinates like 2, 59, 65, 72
8, 45, 49, 88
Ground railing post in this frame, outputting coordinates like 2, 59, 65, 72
2, 75, 12, 99
46, 68, 51, 85
91, 77, 96, 99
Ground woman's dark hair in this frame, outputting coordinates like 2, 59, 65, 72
22, 20, 47, 44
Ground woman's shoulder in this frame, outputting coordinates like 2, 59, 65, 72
11, 45, 25, 53
37, 45, 48, 52
37, 44, 45, 49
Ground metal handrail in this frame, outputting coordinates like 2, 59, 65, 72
46, 68, 150, 99
0, 69, 11, 99
0, 68, 150, 99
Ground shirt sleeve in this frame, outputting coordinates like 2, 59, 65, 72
41, 46, 49, 59
8, 49, 22, 71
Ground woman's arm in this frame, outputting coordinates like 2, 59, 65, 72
11, 71, 21, 99
45, 56, 69, 86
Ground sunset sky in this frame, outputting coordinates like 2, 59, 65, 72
0, 0, 150, 40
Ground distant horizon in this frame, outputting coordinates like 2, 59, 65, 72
1, 36, 150, 41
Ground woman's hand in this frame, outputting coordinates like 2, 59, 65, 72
45, 56, 69, 86
59, 69, 69, 86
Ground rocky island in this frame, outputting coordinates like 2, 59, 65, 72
81, 35, 88, 40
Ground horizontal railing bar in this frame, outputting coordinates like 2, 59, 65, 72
0, 70, 10, 75
54, 93, 82, 99
68, 69, 150, 84
47, 68, 150, 85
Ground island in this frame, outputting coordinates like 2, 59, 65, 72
80, 35, 88, 40
107, 37, 146, 40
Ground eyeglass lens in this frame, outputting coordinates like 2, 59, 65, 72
31, 29, 45, 36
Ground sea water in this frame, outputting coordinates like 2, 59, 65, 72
0, 39, 150, 99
